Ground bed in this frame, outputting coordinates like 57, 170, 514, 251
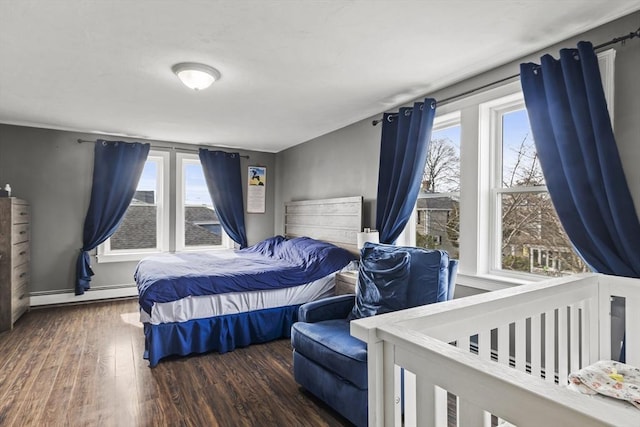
137, 196, 363, 367
351, 273, 640, 426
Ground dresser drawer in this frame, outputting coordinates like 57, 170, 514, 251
12, 223, 29, 244
12, 280, 29, 324
12, 262, 29, 287
11, 241, 29, 267
0, 198, 31, 331
11, 203, 30, 225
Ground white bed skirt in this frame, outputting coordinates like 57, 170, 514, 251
140, 263, 357, 325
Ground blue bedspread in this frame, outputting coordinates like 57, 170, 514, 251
135, 236, 355, 314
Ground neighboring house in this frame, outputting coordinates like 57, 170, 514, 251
499, 195, 588, 276
111, 192, 221, 249
523, 244, 588, 276
110, 204, 157, 250
133, 190, 155, 204
184, 205, 222, 246
415, 194, 459, 258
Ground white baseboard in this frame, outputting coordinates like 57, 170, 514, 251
30, 286, 138, 307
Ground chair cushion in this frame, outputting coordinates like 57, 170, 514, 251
350, 247, 411, 319
291, 319, 368, 389
359, 243, 450, 306
404, 247, 450, 305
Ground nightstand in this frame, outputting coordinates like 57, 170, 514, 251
335, 270, 358, 295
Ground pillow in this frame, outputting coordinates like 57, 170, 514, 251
239, 235, 285, 256
274, 236, 356, 271
349, 246, 411, 320
357, 242, 450, 306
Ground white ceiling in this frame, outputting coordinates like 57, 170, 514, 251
1, 1, 639, 153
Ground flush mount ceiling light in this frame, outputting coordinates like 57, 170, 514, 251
171, 62, 221, 91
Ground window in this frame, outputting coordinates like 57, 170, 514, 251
488, 96, 586, 277
413, 112, 461, 260
404, 49, 614, 287
99, 151, 170, 262
98, 151, 233, 262
176, 153, 230, 250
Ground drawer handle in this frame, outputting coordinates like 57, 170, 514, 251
19, 272, 27, 278
19, 294, 25, 300
19, 212, 27, 216
19, 231, 26, 235
19, 251, 26, 256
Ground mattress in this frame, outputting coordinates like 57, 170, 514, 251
135, 235, 356, 315
140, 265, 352, 324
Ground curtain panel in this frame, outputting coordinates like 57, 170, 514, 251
198, 149, 248, 248
375, 99, 436, 244
76, 140, 150, 295
520, 41, 640, 278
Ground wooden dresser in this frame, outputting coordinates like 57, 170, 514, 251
0, 198, 30, 331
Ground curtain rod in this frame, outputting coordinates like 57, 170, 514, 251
76, 139, 250, 159
372, 26, 640, 126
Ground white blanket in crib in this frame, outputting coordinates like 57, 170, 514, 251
567, 360, 640, 409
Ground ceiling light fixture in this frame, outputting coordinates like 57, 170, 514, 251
171, 62, 221, 91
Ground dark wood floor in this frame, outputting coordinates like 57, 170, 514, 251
0, 299, 353, 427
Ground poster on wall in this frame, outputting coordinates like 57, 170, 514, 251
247, 166, 266, 213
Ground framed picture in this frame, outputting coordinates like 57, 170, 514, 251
247, 166, 266, 213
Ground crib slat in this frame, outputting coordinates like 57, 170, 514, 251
383, 341, 397, 427
558, 306, 568, 385
578, 300, 591, 369
457, 335, 470, 353
545, 310, 556, 383
414, 380, 447, 427
395, 365, 403, 426
498, 325, 509, 365
569, 303, 580, 372
531, 314, 542, 378
515, 318, 526, 372
478, 331, 490, 361
588, 291, 600, 366
434, 386, 448, 427
626, 296, 640, 367
405, 369, 417, 427
458, 398, 490, 427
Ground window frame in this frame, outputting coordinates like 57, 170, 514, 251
484, 92, 552, 279
97, 150, 170, 263
175, 152, 232, 251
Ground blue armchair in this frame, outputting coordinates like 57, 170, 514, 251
291, 243, 458, 427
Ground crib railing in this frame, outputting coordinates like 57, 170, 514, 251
351, 273, 640, 427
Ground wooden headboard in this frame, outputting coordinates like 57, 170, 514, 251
284, 196, 363, 255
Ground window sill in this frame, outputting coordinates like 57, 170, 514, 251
96, 246, 234, 264
96, 251, 163, 264
175, 245, 232, 252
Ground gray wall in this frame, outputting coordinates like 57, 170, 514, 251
274, 11, 640, 235
274, 118, 381, 233
0, 125, 275, 294
273, 12, 640, 296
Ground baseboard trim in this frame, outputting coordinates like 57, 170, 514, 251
30, 286, 138, 307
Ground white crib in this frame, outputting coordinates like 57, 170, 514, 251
351, 273, 640, 426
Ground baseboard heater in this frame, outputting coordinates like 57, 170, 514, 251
30, 284, 137, 307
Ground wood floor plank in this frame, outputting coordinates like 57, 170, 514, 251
0, 298, 354, 426
36, 305, 86, 425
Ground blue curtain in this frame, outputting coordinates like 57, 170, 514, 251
520, 42, 640, 278
199, 149, 248, 248
375, 99, 436, 244
76, 140, 150, 295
